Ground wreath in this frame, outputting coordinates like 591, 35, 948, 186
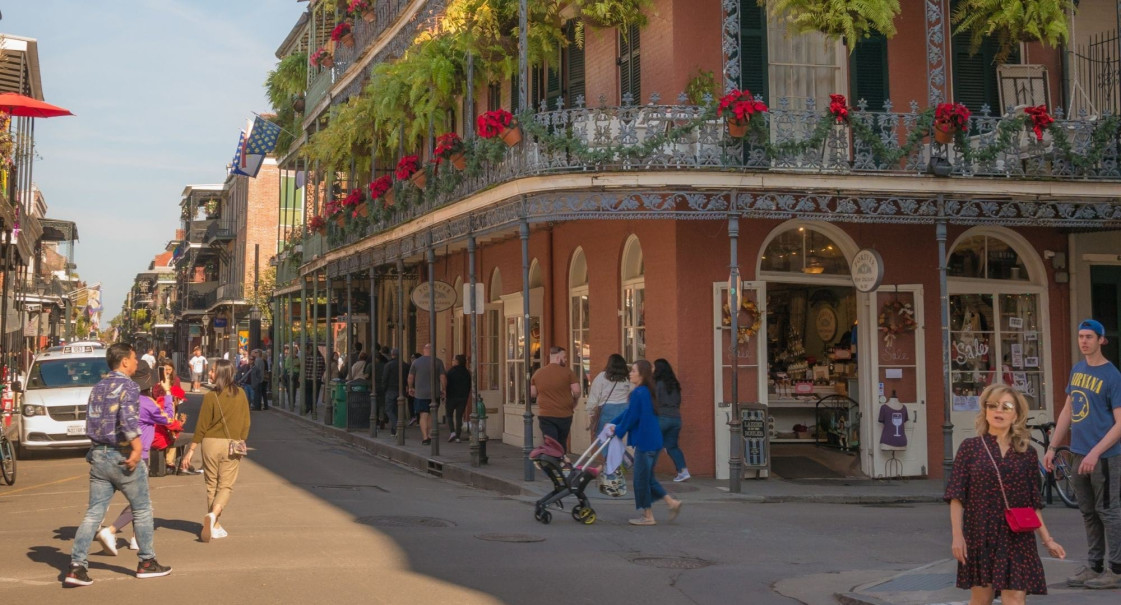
722, 298, 762, 344
878, 298, 917, 347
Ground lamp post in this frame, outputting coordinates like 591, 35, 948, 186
200, 312, 210, 356
249, 305, 262, 351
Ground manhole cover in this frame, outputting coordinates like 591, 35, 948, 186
475, 533, 546, 543
356, 516, 456, 528
630, 556, 713, 570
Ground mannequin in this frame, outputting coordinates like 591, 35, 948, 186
877, 392, 907, 450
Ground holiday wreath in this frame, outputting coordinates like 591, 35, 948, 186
878, 298, 917, 347
722, 297, 762, 344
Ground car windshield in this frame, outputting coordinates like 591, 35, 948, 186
26, 358, 110, 389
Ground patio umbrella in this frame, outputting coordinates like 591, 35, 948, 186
0, 92, 73, 118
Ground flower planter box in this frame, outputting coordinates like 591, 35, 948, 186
726, 119, 749, 138
340, 33, 355, 48
409, 170, 427, 190
449, 152, 467, 171
361, 10, 376, 23
384, 189, 395, 207
357, 203, 368, 218
499, 122, 523, 147
933, 122, 956, 145
335, 215, 346, 228
320, 55, 335, 69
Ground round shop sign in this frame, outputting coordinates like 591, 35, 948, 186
850, 248, 884, 293
411, 281, 457, 312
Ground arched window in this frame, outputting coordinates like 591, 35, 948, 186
948, 228, 1048, 411
570, 248, 590, 396
760, 226, 848, 275
621, 236, 645, 362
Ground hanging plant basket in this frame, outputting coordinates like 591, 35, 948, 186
726, 119, 750, 138
410, 170, 427, 190
500, 121, 523, 147
933, 121, 955, 144
293, 96, 306, 113
450, 152, 467, 171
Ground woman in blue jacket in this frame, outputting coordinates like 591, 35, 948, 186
609, 359, 683, 526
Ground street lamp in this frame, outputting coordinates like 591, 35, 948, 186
248, 305, 262, 351
200, 312, 210, 356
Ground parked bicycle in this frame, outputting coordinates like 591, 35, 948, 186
1, 421, 16, 486
1028, 421, 1076, 508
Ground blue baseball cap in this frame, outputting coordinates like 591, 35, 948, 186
1078, 319, 1105, 336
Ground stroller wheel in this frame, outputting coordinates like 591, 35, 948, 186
540, 510, 552, 524
581, 511, 596, 525
572, 506, 592, 522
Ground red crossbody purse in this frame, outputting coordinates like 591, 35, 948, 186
981, 438, 1041, 533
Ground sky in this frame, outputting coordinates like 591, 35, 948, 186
4, 0, 307, 320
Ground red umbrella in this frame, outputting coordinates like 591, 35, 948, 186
0, 92, 73, 118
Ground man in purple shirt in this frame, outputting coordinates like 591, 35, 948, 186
65, 343, 172, 586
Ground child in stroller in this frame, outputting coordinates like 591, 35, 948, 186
529, 435, 610, 524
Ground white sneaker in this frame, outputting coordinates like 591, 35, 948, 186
128, 536, 138, 551
202, 512, 216, 543
448, 432, 457, 442
673, 469, 691, 482
212, 527, 228, 539
96, 527, 118, 556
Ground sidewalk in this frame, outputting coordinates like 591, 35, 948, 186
268, 401, 946, 505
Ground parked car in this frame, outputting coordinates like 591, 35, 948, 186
14, 344, 109, 457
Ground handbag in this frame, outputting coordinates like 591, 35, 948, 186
980, 438, 1041, 533
215, 393, 248, 459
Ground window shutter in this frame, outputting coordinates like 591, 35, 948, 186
739, 0, 768, 101
950, 0, 1020, 116
850, 33, 889, 111
565, 21, 586, 107
619, 24, 641, 103
511, 74, 520, 113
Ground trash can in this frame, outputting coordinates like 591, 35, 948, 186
331, 379, 346, 428
346, 379, 371, 431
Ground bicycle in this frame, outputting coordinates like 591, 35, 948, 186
1028, 421, 1076, 508
0, 424, 16, 486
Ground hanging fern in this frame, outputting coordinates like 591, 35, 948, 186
265, 52, 308, 111
759, 0, 900, 45
952, 0, 1073, 62
578, 0, 653, 30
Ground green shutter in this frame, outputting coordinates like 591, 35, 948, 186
739, 1, 768, 101
850, 33, 889, 111
619, 24, 640, 103
950, 0, 1020, 116
565, 21, 586, 107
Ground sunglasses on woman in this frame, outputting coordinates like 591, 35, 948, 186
984, 400, 1016, 411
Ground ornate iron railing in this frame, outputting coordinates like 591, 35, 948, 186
330, 0, 414, 73
305, 67, 335, 114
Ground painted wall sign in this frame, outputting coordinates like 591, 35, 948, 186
851, 248, 884, 293
411, 281, 457, 313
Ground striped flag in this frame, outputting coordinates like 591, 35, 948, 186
228, 129, 252, 177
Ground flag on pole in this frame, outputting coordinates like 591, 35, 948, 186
228, 129, 252, 177
241, 116, 281, 178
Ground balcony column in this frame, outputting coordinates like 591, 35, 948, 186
0, 229, 11, 380
345, 271, 353, 428
937, 204, 953, 486
395, 260, 407, 445
520, 217, 534, 481
518, 0, 528, 112
427, 244, 440, 456
325, 273, 334, 426
468, 232, 486, 466
312, 271, 320, 417
721, 0, 741, 93
369, 268, 379, 437
727, 214, 743, 494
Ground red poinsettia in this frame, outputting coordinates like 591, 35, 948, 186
341, 188, 364, 208
308, 215, 327, 233
368, 175, 392, 199
330, 21, 352, 42
395, 155, 420, 180
476, 109, 513, 139
828, 94, 849, 123
324, 199, 343, 216
310, 47, 333, 67
347, 0, 370, 12
934, 102, 972, 132
433, 132, 465, 160
716, 89, 768, 123
1023, 105, 1054, 141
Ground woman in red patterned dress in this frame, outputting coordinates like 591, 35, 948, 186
945, 384, 1066, 604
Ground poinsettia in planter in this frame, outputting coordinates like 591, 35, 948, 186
341, 188, 367, 218
310, 47, 334, 69
368, 174, 392, 201
933, 102, 971, 144
1024, 105, 1054, 141
477, 109, 521, 147
434, 132, 467, 170
308, 215, 327, 235
716, 89, 768, 138
828, 94, 850, 124
396, 155, 424, 189
349, 0, 376, 22
331, 21, 355, 49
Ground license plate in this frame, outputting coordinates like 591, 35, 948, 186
66, 424, 86, 436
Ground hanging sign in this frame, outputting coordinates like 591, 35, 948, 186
411, 281, 457, 313
462, 283, 486, 315
851, 248, 884, 293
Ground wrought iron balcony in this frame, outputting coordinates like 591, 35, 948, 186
204, 219, 236, 244
305, 67, 335, 115
188, 219, 214, 243
216, 283, 244, 304
330, 0, 415, 73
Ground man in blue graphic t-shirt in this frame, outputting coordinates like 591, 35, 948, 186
1046, 319, 1121, 589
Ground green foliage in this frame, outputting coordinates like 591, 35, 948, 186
685, 69, 718, 105
265, 52, 308, 111
578, 0, 653, 30
952, 0, 1073, 62
759, 0, 900, 44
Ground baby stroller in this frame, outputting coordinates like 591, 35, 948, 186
529, 435, 611, 525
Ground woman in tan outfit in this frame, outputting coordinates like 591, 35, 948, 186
180, 359, 250, 542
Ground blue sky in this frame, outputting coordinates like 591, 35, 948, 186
5, 0, 306, 322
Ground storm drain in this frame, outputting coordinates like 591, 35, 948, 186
629, 556, 713, 570
475, 533, 546, 543
866, 573, 956, 592
356, 516, 456, 528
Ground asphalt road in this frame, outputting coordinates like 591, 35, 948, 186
0, 392, 1093, 604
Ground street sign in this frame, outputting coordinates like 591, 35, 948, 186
411, 281, 457, 313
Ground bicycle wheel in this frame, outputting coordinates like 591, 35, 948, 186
0, 434, 15, 486
1052, 446, 1077, 508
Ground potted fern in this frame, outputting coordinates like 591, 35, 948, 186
759, 0, 900, 45
952, 0, 1073, 62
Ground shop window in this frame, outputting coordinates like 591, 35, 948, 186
570, 248, 591, 396
950, 293, 1045, 409
948, 234, 1029, 281
479, 270, 502, 391
621, 236, 645, 362
760, 226, 847, 275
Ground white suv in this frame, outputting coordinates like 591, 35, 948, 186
15, 344, 109, 457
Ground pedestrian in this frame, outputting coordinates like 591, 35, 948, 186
141, 348, 156, 369
303, 343, 325, 416
605, 359, 683, 526
1044, 318, 1121, 589
179, 359, 251, 542
65, 343, 173, 586
289, 343, 301, 409
407, 343, 446, 445
531, 346, 580, 454
279, 344, 290, 407
373, 346, 388, 428
654, 358, 690, 482
189, 347, 207, 393
252, 349, 267, 410
407, 352, 421, 425
236, 352, 255, 406
382, 348, 405, 434
350, 350, 370, 381
585, 353, 631, 490
946, 383, 1066, 603
95, 360, 179, 555
445, 354, 471, 442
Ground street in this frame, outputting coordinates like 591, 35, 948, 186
0, 393, 1096, 604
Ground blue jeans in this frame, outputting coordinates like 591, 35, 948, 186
242, 384, 255, 407
596, 403, 628, 437
72, 447, 156, 567
632, 449, 667, 510
658, 415, 687, 472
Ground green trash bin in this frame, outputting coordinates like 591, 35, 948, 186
346, 380, 371, 431
331, 379, 347, 428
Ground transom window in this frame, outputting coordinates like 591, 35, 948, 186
760, 227, 847, 275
